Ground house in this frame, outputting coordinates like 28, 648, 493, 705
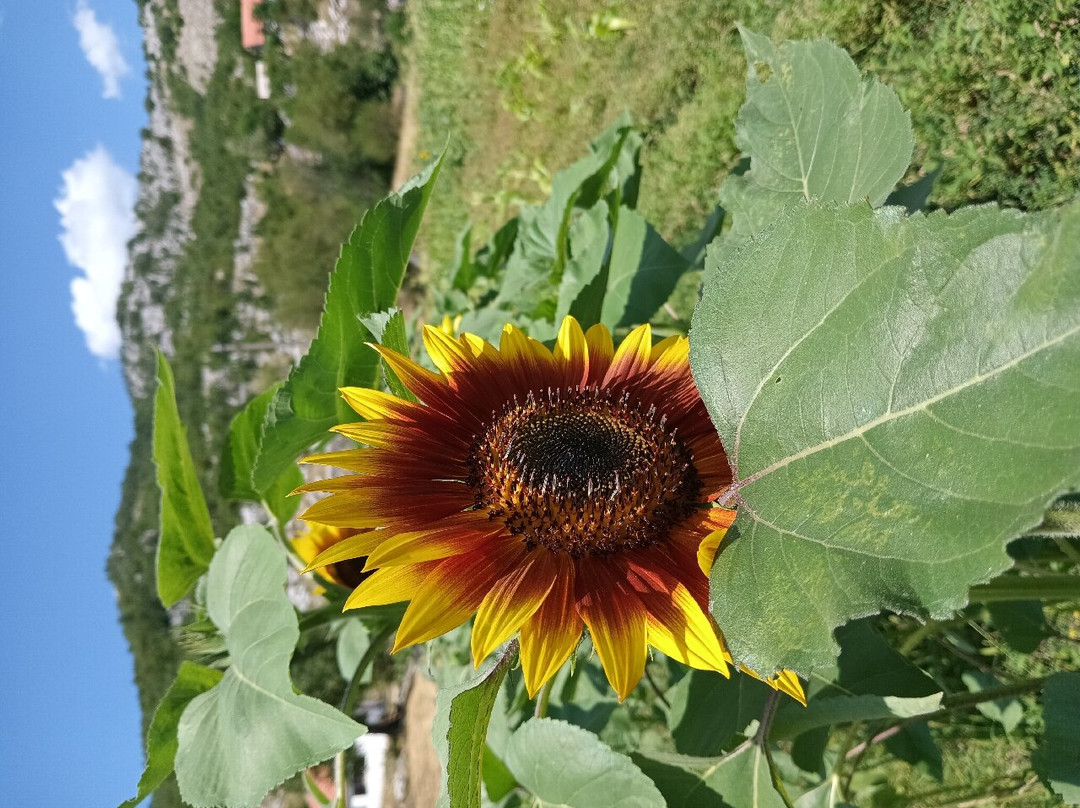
240, 0, 265, 50
240, 0, 270, 99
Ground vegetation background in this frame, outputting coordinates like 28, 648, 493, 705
111, 1, 1079, 806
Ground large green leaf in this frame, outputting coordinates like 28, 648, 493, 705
153, 351, 217, 607
794, 776, 854, 808
360, 308, 416, 402
634, 743, 786, 808
718, 27, 913, 251
771, 693, 942, 741
495, 117, 639, 320
505, 718, 665, 808
1033, 672, 1080, 804
667, 670, 768, 756
556, 201, 611, 328
961, 671, 1023, 734
690, 199, 1080, 675
603, 207, 691, 330
119, 661, 223, 808
175, 526, 363, 807
220, 383, 304, 527
432, 643, 516, 808
986, 600, 1047, 653
251, 157, 443, 491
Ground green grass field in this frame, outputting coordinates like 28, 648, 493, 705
404, 0, 1079, 275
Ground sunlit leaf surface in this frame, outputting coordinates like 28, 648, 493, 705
691, 200, 1080, 674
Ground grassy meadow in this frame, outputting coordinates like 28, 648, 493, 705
403, 0, 1079, 278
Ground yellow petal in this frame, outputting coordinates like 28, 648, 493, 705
698, 532, 723, 576
499, 325, 554, 365
460, 332, 492, 359
299, 494, 387, 528
340, 386, 408, 420
364, 516, 505, 569
392, 546, 525, 652
606, 322, 652, 381
739, 665, 808, 706
300, 448, 383, 474
471, 551, 559, 666
649, 334, 689, 369
579, 579, 648, 702
331, 421, 401, 448
519, 562, 581, 698
344, 564, 428, 610
303, 530, 386, 572
554, 316, 587, 362
422, 325, 472, 374
583, 322, 614, 365
644, 583, 730, 676
371, 344, 448, 396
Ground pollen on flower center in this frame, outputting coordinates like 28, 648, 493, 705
467, 387, 703, 557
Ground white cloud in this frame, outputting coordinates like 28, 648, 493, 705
73, 0, 130, 99
55, 146, 138, 359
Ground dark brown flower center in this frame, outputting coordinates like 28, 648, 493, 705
467, 388, 702, 557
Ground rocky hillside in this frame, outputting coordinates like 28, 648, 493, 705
110, 11, 401, 807
109, 0, 313, 780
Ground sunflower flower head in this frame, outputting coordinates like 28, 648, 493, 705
298, 317, 805, 704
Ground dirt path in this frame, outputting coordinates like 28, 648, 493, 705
399, 672, 440, 808
391, 64, 420, 191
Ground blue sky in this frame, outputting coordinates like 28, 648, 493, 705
0, 0, 148, 804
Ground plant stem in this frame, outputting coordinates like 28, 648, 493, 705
969, 573, 1080, 602
755, 691, 796, 808
333, 750, 347, 808
340, 622, 396, 716
643, 665, 671, 709
843, 677, 1048, 761
534, 678, 554, 719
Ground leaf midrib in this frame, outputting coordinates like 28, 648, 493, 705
735, 321, 1080, 492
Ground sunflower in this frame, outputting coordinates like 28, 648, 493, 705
298, 317, 804, 703
292, 522, 373, 590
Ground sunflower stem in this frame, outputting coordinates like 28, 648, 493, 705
333, 750, 347, 808
534, 678, 554, 718
755, 690, 796, 808
340, 622, 396, 716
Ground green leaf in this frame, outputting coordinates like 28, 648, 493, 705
556, 201, 611, 328
482, 745, 518, 803
433, 643, 516, 808
603, 207, 692, 330
335, 618, 372, 684
718, 27, 913, 250
449, 224, 477, 292
220, 383, 304, 526
496, 119, 637, 319
833, 620, 939, 699
794, 776, 854, 808
771, 693, 942, 741
961, 671, 1023, 734
986, 600, 1047, 653
634, 743, 786, 808
1033, 672, 1080, 804
251, 157, 443, 491
667, 670, 768, 756
691, 199, 1080, 675
885, 167, 941, 215
361, 308, 416, 401
175, 525, 363, 808
548, 648, 619, 735
119, 661, 223, 808
882, 722, 943, 782
505, 718, 665, 808
153, 350, 217, 607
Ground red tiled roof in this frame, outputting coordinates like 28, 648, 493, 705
241, 0, 265, 50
